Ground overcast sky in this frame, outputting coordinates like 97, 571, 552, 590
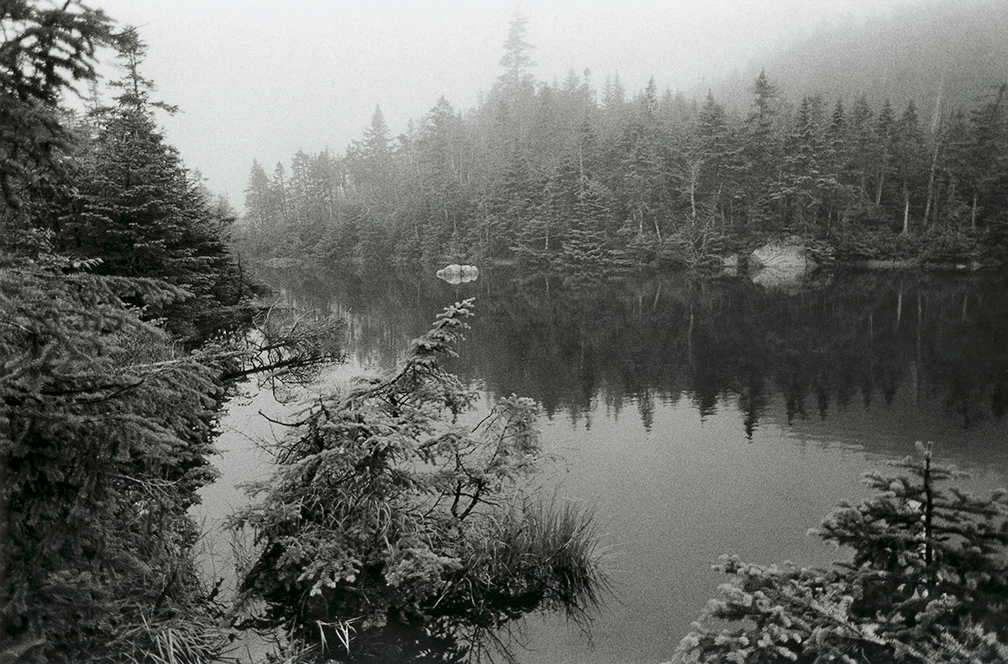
90, 0, 934, 207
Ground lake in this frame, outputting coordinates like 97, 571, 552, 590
196, 267, 1008, 663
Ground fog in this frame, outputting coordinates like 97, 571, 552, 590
92, 0, 950, 206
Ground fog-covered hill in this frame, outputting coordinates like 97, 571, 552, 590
707, 0, 1008, 113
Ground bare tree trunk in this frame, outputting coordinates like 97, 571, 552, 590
689, 161, 700, 223
923, 142, 940, 229
971, 192, 978, 230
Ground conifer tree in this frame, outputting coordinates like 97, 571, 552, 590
231, 300, 604, 660
491, 148, 538, 260
842, 95, 878, 218
62, 27, 251, 345
741, 69, 783, 227
677, 442, 1008, 664
271, 161, 290, 223
0, 0, 111, 213
621, 97, 665, 246
602, 73, 627, 112
873, 99, 897, 208
417, 96, 468, 265
778, 96, 829, 228
1, 11, 333, 661
289, 148, 313, 224
695, 92, 741, 226
497, 9, 535, 93
243, 159, 272, 230
1, 256, 227, 662
347, 105, 394, 206
561, 177, 612, 282
961, 83, 1007, 230
892, 101, 927, 233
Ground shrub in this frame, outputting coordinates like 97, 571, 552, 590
231, 299, 606, 661
676, 442, 1008, 663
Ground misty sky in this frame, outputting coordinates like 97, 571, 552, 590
91, 0, 939, 207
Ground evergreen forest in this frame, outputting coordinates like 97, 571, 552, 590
237, 9, 1008, 277
0, 2, 336, 660
2, 2, 1007, 663
0, 3, 601, 661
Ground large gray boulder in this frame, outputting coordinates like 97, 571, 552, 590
436, 264, 479, 284
748, 242, 816, 290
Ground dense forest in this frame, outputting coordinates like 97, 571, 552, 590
0, 3, 600, 662
238, 8, 1008, 276
3, 1, 1008, 663
0, 2, 335, 660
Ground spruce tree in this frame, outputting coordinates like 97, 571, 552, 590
497, 9, 535, 93
778, 96, 829, 228
676, 442, 1008, 664
62, 27, 249, 345
842, 95, 878, 219
0, 0, 111, 213
231, 300, 605, 659
561, 177, 612, 283
695, 92, 741, 227
243, 159, 273, 231
873, 100, 897, 208
892, 102, 927, 233
1, 11, 331, 661
817, 442, 1008, 640
1, 256, 227, 662
962, 83, 1007, 231
741, 69, 783, 227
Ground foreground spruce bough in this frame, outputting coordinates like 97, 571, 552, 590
676, 442, 1008, 664
1, 6, 339, 659
231, 298, 607, 662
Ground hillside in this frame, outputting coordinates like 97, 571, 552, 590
708, 0, 1008, 114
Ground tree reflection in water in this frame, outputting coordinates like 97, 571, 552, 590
268, 266, 1008, 442
251, 265, 1008, 662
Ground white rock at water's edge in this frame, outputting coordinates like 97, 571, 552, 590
436, 264, 479, 284
748, 242, 816, 290
749, 243, 816, 273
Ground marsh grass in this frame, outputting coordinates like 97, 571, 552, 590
458, 498, 611, 629
108, 611, 228, 664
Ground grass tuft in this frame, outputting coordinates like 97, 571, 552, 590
460, 498, 611, 629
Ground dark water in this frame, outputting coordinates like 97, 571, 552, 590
199, 267, 1008, 663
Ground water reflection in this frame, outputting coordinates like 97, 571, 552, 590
249, 266, 1008, 662
266, 267, 1008, 459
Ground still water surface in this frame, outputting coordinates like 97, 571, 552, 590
196, 268, 1008, 663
